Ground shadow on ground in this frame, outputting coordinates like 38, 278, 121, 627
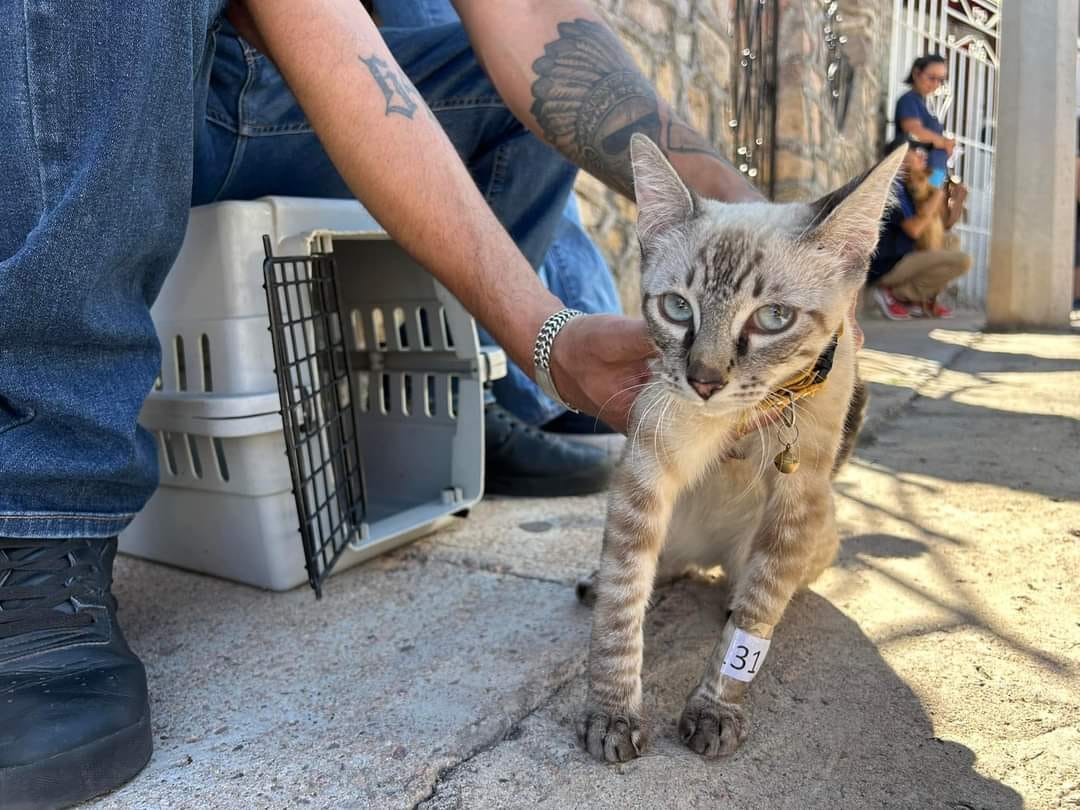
421, 579, 1023, 810
857, 335, 1080, 504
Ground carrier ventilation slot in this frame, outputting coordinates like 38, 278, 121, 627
200, 334, 213, 392
174, 336, 187, 391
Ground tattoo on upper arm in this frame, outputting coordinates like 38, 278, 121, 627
530, 18, 722, 198
361, 55, 419, 119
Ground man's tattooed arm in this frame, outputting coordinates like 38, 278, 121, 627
361, 54, 421, 118
529, 18, 758, 202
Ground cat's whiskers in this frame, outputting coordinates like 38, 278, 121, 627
617, 371, 656, 387
596, 379, 663, 422
652, 398, 666, 468
625, 387, 664, 466
654, 396, 677, 468
631, 395, 662, 465
748, 418, 771, 499
630, 388, 669, 464
752, 388, 827, 471
785, 395, 828, 467
731, 406, 772, 502
774, 390, 823, 440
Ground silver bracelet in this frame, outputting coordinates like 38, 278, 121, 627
533, 308, 584, 413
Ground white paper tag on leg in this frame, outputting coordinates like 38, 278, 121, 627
720, 628, 771, 683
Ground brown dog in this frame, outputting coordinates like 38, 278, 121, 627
904, 162, 946, 252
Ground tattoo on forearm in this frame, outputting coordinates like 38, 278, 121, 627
530, 19, 724, 198
360, 55, 419, 119
665, 119, 723, 157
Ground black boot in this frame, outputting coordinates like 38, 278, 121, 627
0, 537, 152, 809
485, 403, 613, 497
542, 411, 617, 435
543, 410, 626, 457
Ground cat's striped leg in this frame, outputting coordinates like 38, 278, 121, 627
578, 461, 675, 762
679, 480, 836, 757
579, 388, 727, 762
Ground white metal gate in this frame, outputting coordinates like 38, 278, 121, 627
887, 0, 1000, 307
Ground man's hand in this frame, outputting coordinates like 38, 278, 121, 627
941, 136, 956, 156
548, 315, 655, 434
949, 182, 968, 204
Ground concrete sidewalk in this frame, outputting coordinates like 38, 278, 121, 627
88, 315, 1079, 810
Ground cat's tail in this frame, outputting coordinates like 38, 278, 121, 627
833, 378, 869, 477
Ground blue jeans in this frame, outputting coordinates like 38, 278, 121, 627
0, 7, 585, 538
374, 0, 622, 426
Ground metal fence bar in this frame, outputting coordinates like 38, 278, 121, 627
967, 54, 985, 302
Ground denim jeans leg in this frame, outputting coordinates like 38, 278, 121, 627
546, 199, 623, 320
0, 1, 227, 538
372, 0, 458, 27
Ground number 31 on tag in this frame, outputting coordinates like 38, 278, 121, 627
720, 628, 771, 683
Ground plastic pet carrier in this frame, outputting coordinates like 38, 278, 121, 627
120, 197, 504, 593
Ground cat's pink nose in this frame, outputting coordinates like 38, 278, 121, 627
688, 375, 727, 400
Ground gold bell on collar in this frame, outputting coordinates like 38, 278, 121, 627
774, 444, 799, 474
773, 398, 801, 474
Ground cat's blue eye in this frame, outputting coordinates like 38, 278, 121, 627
660, 293, 693, 324
752, 304, 795, 333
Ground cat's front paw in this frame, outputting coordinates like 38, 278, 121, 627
577, 707, 645, 763
678, 697, 749, 758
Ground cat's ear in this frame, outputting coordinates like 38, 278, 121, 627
803, 144, 908, 273
630, 133, 695, 248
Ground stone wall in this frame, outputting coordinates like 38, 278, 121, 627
575, 0, 890, 313
772, 0, 890, 201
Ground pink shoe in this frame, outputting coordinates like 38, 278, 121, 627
872, 287, 911, 320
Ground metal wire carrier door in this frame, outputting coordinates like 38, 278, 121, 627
262, 236, 368, 597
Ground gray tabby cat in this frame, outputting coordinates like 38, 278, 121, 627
577, 134, 906, 762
